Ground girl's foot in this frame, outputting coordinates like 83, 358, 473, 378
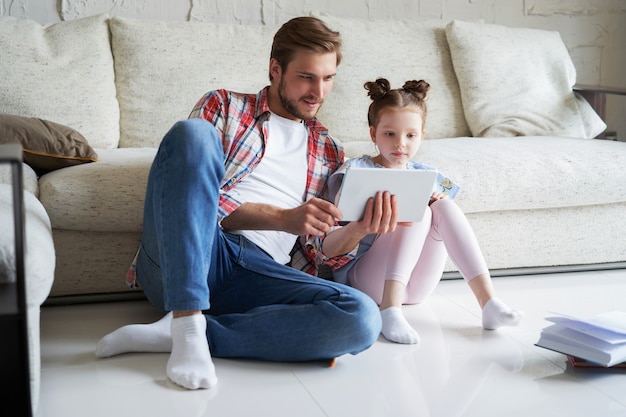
380, 306, 420, 344
482, 297, 524, 330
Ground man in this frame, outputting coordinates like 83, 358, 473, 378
96, 16, 382, 390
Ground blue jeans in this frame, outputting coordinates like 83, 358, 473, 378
137, 119, 381, 361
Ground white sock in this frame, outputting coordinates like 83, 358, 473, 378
96, 312, 173, 358
482, 297, 524, 330
167, 314, 217, 390
380, 306, 420, 344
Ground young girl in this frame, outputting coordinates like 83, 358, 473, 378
321, 78, 523, 345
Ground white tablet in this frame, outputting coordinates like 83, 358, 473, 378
335, 167, 438, 222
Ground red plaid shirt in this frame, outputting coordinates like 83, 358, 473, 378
127, 87, 347, 288
189, 87, 345, 275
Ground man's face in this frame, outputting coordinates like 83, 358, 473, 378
269, 51, 337, 121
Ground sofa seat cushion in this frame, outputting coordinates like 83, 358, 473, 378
343, 136, 626, 214
38, 148, 156, 232
0, 14, 119, 149
40, 137, 626, 234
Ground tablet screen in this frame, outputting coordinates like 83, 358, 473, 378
335, 167, 438, 222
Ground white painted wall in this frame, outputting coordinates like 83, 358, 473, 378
2, 0, 625, 139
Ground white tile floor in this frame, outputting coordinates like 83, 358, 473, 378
35, 269, 626, 417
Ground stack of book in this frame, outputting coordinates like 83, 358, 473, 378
535, 310, 626, 368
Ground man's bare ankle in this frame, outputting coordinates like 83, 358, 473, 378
173, 310, 202, 318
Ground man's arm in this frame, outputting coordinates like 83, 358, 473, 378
221, 197, 342, 237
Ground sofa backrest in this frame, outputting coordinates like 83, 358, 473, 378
110, 13, 470, 148
1, 13, 469, 151
313, 13, 471, 142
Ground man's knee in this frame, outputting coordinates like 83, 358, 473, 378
349, 290, 382, 350
160, 119, 224, 166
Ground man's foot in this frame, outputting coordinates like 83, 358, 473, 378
380, 306, 420, 344
96, 312, 173, 358
167, 314, 218, 390
482, 297, 524, 330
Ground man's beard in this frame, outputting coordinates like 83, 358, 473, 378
278, 77, 322, 121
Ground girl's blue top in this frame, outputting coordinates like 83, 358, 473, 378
326, 155, 460, 284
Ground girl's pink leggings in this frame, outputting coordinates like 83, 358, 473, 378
348, 198, 488, 305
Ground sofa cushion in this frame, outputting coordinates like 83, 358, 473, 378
0, 14, 119, 149
313, 12, 471, 142
0, 114, 98, 173
110, 17, 277, 148
38, 148, 156, 232
445, 20, 606, 139
343, 136, 626, 214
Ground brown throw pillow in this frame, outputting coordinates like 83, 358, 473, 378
0, 113, 98, 173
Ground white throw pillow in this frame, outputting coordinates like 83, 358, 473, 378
445, 20, 606, 138
0, 14, 120, 149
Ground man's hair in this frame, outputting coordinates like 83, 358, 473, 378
269, 16, 342, 81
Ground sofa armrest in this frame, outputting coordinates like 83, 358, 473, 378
574, 84, 626, 139
0, 144, 32, 415
574, 84, 626, 129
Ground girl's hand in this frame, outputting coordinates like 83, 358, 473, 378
352, 191, 398, 235
321, 192, 398, 259
429, 192, 447, 206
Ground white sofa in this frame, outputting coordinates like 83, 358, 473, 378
3, 11, 626, 297
2, 12, 626, 413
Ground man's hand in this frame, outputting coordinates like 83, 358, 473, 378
282, 198, 342, 236
221, 198, 341, 236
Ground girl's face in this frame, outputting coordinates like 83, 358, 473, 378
370, 108, 424, 169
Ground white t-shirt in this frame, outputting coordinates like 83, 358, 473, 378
229, 112, 308, 263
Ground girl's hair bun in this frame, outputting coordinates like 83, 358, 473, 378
402, 80, 430, 100
364, 78, 392, 100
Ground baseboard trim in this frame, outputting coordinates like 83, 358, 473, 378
43, 291, 147, 307
442, 262, 626, 279
43, 262, 626, 306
